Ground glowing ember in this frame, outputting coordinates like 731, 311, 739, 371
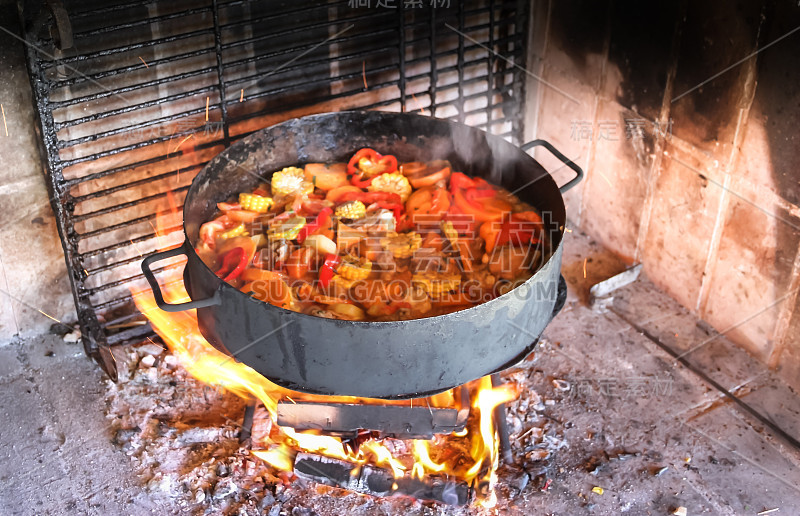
132, 200, 519, 505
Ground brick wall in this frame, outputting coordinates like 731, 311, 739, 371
524, 0, 800, 390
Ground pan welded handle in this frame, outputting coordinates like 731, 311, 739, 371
141, 244, 220, 312
521, 139, 584, 193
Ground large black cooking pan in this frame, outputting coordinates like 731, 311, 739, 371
141, 111, 582, 399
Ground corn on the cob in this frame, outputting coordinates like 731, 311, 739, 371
337, 255, 372, 281
329, 274, 356, 290
367, 171, 412, 202
335, 200, 367, 220
239, 193, 273, 213
271, 167, 314, 197
411, 272, 461, 295
380, 231, 422, 259
267, 215, 306, 240
220, 224, 248, 239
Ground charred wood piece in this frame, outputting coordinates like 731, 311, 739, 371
294, 452, 470, 506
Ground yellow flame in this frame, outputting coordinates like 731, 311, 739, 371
252, 447, 294, 471
361, 440, 407, 478
282, 428, 349, 461
413, 440, 446, 473
466, 377, 518, 480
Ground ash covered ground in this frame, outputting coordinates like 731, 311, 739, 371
105, 342, 560, 516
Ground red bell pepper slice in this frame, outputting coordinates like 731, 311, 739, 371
319, 254, 341, 288
296, 207, 332, 243
395, 213, 415, 232
374, 201, 404, 223
349, 174, 374, 188
347, 148, 398, 187
510, 211, 543, 245
216, 247, 248, 282
336, 190, 403, 206
449, 171, 477, 193
362, 191, 402, 204
483, 212, 542, 250
452, 188, 507, 222
465, 186, 496, 200
496, 214, 512, 248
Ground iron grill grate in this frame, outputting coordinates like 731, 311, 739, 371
19, 0, 529, 378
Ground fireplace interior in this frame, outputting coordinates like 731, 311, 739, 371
1, 0, 799, 515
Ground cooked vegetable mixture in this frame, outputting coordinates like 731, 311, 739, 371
196, 149, 548, 321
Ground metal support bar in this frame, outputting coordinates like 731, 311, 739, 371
491, 373, 514, 464
239, 401, 257, 444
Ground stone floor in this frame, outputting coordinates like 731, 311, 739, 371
1, 227, 799, 515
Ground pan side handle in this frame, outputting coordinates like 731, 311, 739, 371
141, 244, 220, 312
521, 139, 584, 193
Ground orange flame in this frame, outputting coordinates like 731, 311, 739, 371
133, 195, 519, 503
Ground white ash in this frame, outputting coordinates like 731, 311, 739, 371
105, 344, 561, 515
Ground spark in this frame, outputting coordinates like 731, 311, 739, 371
106, 321, 147, 329
362, 61, 367, 90
0, 287, 68, 329
171, 133, 194, 153
582, 258, 587, 279
130, 238, 146, 258
1, 104, 7, 136
38, 310, 63, 324
138, 56, 149, 68
240, 88, 244, 102
205, 97, 210, 122
596, 170, 613, 188
411, 93, 425, 114
285, 396, 296, 404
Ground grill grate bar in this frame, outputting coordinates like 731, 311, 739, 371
79, 209, 182, 241
219, 11, 397, 51
73, 185, 191, 225
40, 27, 215, 67
52, 46, 217, 89
80, 224, 184, 260
66, 0, 159, 19
48, 64, 218, 109
220, 29, 399, 82
71, 6, 214, 39
63, 147, 205, 187
55, 84, 219, 136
